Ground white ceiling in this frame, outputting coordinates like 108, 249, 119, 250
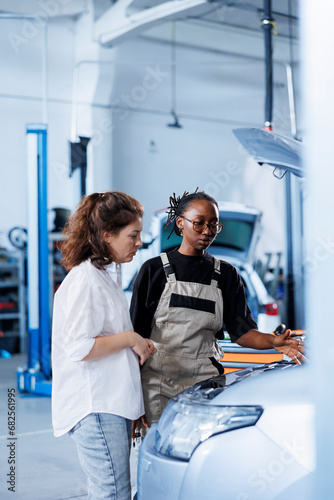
0, 0, 299, 40
129, 0, 299, 39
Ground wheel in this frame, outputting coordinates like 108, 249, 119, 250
8, 227, 27, 249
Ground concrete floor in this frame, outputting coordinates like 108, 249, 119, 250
0, 354, 139, 500
0, 354, 88, 500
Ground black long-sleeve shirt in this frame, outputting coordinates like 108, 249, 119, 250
130, 249, 257, 343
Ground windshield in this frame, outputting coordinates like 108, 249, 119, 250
161, 223, 181, 252
160, 218, 254, 253
211, 220, 253, 251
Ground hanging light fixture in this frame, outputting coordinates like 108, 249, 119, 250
167, 21, 183, 128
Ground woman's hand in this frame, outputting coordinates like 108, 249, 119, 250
145, 338, 157, 356
272, 329, 307, 364
132, 415, 150, 440
129, 333, 156, 365
237, 328, 308, 365
82, 331, 156, 362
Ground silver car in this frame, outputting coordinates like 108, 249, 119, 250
137, 361, 313, 500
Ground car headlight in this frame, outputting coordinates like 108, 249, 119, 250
154, 397, 263, 461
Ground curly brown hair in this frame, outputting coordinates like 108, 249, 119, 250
60, 191, 144, 270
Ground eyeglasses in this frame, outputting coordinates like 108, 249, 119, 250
180, 216, 223, 234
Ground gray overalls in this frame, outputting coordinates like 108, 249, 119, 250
141, 252, 225, 425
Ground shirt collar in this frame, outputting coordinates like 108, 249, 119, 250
106, 261, 122, 287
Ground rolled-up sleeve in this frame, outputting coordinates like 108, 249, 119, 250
60, 271, 106, 361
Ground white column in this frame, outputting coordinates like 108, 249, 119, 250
302, 1, 334, 497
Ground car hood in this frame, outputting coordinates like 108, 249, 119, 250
233, 127, 304, 178
181, 362, 314, 472
182, 361, 309, 406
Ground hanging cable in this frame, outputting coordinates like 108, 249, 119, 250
288, 0, 297, 139
261, 0, 275, 130
167, 21, 182, 128
261, 19, 277, 35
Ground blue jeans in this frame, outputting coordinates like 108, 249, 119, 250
69, 413, 132, 500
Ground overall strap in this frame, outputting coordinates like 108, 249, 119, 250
160, 253, 176, 282
210, 258, 221, 287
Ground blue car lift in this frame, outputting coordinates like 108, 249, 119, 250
17, 124, 52, 396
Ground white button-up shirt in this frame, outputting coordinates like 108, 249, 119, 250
51, 260, 144, 437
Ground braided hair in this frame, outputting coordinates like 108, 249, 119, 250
165, 189, 218, 239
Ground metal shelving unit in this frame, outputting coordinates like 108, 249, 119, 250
0, 249, 26, 354
49, 232, 67, 294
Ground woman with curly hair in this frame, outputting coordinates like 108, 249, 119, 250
130, 190, 305, 428
51, 191, 156, 500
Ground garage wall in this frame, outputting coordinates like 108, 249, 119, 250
0, 12, 114, 245
0, 17, 74, 242
111, 21, 301, 260
0, 10, 301, 265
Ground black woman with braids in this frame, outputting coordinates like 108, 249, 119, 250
130, 190, 306, 429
